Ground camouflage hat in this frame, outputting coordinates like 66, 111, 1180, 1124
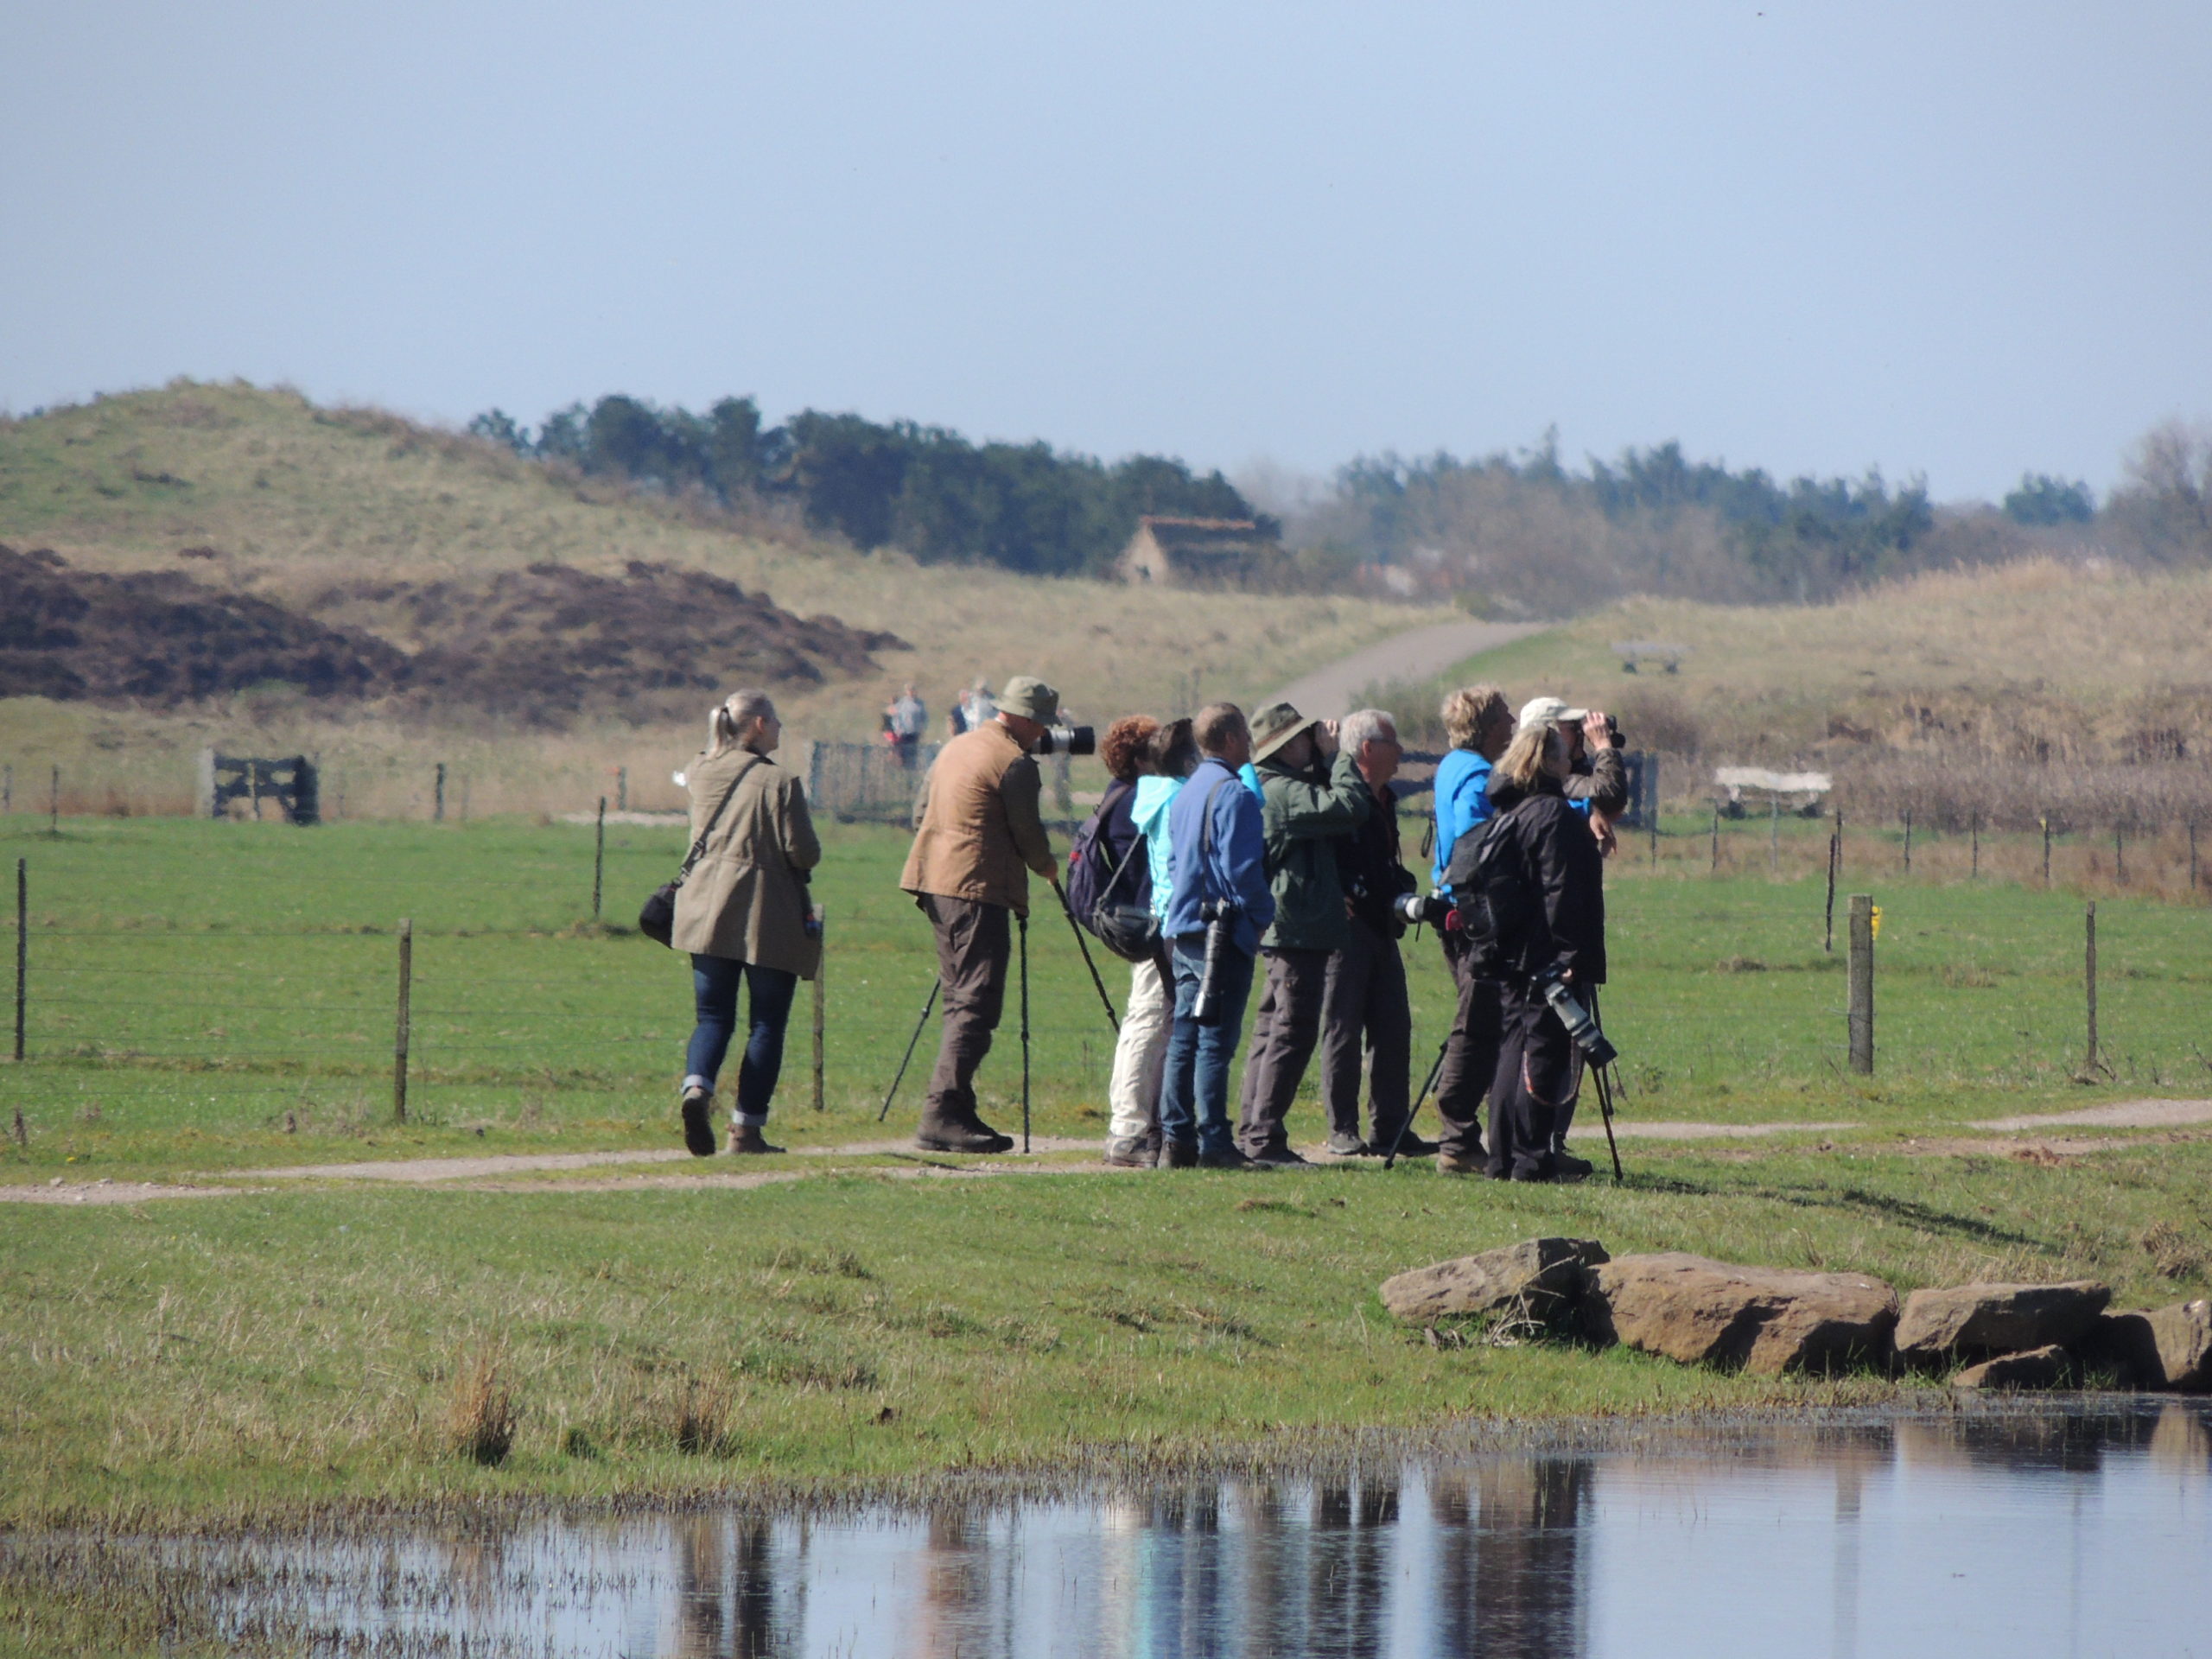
997, 675, 1060, 724
1249, 700, 1319, 763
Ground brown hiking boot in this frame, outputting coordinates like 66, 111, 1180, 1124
916, 1111, 1014, 1154
680, 1086, 717, 1158
1435, 1151, 1485, 1176
728, 1123, 785, 1155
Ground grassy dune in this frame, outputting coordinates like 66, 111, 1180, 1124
1377, 558, 2212, 768
0, 382, 1436, 815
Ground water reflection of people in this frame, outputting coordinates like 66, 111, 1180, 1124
675, 1515, 797, 1658
1309, 1478, 1398, 1659
1430, 1459, 1590, 1658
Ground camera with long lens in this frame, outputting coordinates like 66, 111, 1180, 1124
1390, 891, 1451, 928
1192, 898, 1241, 1027
1033, 724, 1096, 757
1537, 971, 1618, 1068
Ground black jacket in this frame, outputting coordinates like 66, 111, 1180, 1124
1336, 782, 1412, 937
1487, 772, 1606, 985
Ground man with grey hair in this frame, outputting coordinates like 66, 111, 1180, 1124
1319, 709, 1427, 1155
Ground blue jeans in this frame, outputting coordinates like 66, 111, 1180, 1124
1159, 936, 1255, 1156
685, 955, 799, 1125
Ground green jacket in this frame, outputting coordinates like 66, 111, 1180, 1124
1257, 749, 1370, 951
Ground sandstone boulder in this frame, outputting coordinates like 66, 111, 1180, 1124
1382, 1237, 1610, 1325
1951, 1344, 2073, 1390
1586, 1253, 1898, 1376
1893, 1281, 2110, 1367
2082, 1300, 2212, 1391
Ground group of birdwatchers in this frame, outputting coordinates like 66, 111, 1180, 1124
667, 673, 1624, 1180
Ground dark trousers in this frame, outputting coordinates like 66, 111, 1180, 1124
1236, 945, 1332, 1156
1320, 921, 1412, 1144
685, 955, 799, 1123
1487, 980, 1583, 1180
919, 893, 1011, 1124
1433, 929, 1502, 1161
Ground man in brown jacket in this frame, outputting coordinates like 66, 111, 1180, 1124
899, 674, 1062, 1152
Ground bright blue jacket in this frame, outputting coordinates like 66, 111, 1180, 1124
1132, 774, 1182, 923
1431, 748, 1495, 893
1166, 757, 1274, 954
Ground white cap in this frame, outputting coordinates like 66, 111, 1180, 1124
1516, 696, 1590, 734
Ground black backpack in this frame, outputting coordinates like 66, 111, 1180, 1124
1065, 780, 1159, 962
1441, 810, 1535, 977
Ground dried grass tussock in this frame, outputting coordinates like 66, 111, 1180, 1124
450, 1353, 518, 1467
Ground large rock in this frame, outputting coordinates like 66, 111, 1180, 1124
2082, 1301, 2212, 1391
1951, 1345, 2073, 1390
1586, 1253, 1898, 1376
1382, 1237, 1610, 1325
1893, 1281, 2111, 1367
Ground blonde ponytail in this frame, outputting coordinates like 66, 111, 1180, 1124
706, 689, 776, 759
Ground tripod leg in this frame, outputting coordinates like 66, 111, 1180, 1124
1593, 1065, 1624, 1182
1019, 912, 1032, 1154
1382, 1038, 1451, 1171
877, 979, 940, 1122
1051, 879, 1122, 1036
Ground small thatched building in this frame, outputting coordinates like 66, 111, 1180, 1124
1116, 516, 1281, 587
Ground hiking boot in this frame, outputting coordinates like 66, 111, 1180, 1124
1324, 1131, 1369, 1157
728, 1123, 785, 1155
1249, 1142, 1309, 1167
1384, 1130, 1440, 1158
1553, 1151, 1596, 1181
1103, 1135, 1154, 1169
680, 1085, 718, 1158
1200, 1146, 1265, 1171
915, 1112, 1015, 1154
1163, 1136, 1199, 1168
1435, 1151, 1485, 1177
1144, 1127, 1165, 1167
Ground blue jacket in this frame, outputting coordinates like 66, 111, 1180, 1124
1166, 757, 1274, 953
1431, 748, 1495, 893
1132, 774, 1182, 922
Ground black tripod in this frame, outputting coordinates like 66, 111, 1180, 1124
1380, 1037, 1450, 1171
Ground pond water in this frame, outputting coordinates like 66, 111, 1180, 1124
150, 1401, 2212, 1656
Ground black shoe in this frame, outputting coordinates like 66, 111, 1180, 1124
680, 1087, 717, 1158
1553, 1151, 1596, 1180
1164, 1137, 1199, 1168
1386, 1131, 1440, 1158
916, 1113, 1015, 1154
1200, 1146, 1266, 1170
1324, 1131, 1369, 1157
1250, 1142, 1309, 1167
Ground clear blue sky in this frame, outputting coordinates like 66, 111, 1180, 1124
3, 1, 2207, 502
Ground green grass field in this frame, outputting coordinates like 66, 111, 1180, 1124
2, 809, 2206, 1176
2, 810, 2209, 1548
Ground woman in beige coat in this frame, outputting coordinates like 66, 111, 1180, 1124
673, 690, 822, 1155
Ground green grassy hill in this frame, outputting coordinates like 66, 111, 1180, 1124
0, 381, 1436, 812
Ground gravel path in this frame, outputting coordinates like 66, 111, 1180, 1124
1266, 620, 1541, 719
1970, 1099, 2212, 1132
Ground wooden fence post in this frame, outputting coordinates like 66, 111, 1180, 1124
2114, 824, 2126, 885
2191, 822, 2200, 893
48, 766, 60, 834
2083, 900, 2099, 1077
434, 763, 447, 823
617, 766, 629, 811
1647, 803, 1658, 868
1847, 894, 1875, 1075
3, 764, 12, 814
1902, 810, 1911, 874
593, 797, 607, 921
2042, 817, 2052, 886
1709, 804, 1720, 875
394, 919, 413, 1123
1823, 832, 1839, 952
1970, 811, 1980, 880
12, 857, 25, 1068
1769, 796, 1779, 874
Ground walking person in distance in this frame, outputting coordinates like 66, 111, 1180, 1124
900, 674, 1063, 1153
673, 690, 821, 1156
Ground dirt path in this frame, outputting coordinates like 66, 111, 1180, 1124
1970, 1099, 2212, 1132
1266, 620, 1542, 719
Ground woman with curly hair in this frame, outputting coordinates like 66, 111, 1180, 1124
1084, 715, 1169, 1166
